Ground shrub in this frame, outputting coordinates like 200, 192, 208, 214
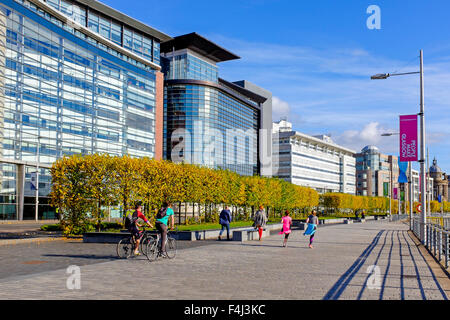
40, 224, 63, 231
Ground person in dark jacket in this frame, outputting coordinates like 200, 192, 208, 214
253, 205, 267, 241
218, 206, 232, 240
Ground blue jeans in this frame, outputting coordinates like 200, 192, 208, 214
219, 224, 230, 239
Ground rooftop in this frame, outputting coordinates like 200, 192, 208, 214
161, 33, 240, 63
74, 0, 172, 42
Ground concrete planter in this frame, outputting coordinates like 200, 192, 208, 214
83, 223, 284, 243
322, 218, 347, 224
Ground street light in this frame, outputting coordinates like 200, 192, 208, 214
371, 50, 426, 244
35, 136, 41, 222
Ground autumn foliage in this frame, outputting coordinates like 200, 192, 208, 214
50, 154, 320, 233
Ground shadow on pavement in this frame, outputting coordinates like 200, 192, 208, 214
322, 230, 385, 300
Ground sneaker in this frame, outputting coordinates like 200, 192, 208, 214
134, 251, 141, 256
218, 236, 222, 241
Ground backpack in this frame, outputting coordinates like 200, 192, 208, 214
156, 207, 168, 220
124, 211, 138, 231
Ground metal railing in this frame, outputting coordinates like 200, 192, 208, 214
412, 217, 449, 270
390, 214, 409, 222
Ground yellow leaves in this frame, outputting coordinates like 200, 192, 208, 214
50, 154, 322, 220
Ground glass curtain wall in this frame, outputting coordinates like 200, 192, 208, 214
0, 0, 158, 219
164, 84, 259, 176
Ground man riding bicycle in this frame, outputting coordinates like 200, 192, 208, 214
155, 202, 174, 254
128, 203, 153, 256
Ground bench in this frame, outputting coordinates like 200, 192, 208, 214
232, 228, 268, 242
344, 219, 353, 224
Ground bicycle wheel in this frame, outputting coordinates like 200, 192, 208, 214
117, 237, 133, 259
140, 234, 153, 256
165, 237, 177, 259
145, 238, 159, 262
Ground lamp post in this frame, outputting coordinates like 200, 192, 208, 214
371, 50, 426, 243
35, 136, 41, 222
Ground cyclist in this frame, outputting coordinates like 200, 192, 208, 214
130, 203, 153, 256
155, 202, 175, 254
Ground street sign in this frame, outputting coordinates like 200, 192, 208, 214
399, 115, 418, 162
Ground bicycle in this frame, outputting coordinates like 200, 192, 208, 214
146, 226, 178, 262
117, 227, 154, 259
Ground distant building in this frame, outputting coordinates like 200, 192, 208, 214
355, 146, 399, 197
411, 169, 434, 203
429, 158, 448, 202
272, 120, 356, 194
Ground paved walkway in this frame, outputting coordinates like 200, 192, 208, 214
0, 220, 448, 300
0, 220, 58, 234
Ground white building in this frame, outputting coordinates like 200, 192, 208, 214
411, 169, 434, 202
272, 120, 356, 194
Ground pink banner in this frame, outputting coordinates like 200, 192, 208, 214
393, 188, 398, 200
399, 115, 418, 162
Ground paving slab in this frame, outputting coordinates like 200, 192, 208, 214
0, 220, 448, 300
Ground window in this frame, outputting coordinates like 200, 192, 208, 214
99, 16, 110, 39
111, 22, 121, 45
87, 11, 99, 33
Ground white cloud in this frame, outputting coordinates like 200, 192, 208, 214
335, 122, 397, 154
272, 96, 290, 121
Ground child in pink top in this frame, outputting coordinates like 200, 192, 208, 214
279, 210, 293, 247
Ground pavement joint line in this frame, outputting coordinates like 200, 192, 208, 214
407, 230, 450, 298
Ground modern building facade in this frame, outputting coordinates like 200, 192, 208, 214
355, 146, 400, 198
160, 33, 272, 176
272, 120, 356, 194
0, 0, 171, 219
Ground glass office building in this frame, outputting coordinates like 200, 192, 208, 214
0, 0, 170, 219
161, 33, 269, 176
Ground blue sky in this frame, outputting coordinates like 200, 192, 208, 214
103, 0, 450, 173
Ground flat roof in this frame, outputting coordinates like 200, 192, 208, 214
277, 131, 356, 155
75, 0, 172, 42
219, 78, 267, 104
161, 33, 240, 63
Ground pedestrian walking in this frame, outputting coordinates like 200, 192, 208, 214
279, 210, 292, 247
253, 205, 267, 241
304, 209, 319, 249
218, 205, 232, 241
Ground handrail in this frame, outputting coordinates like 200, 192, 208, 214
411, 217, 449, 270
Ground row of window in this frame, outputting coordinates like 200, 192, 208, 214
9, 0, 157, 71
43, 0, 160, 64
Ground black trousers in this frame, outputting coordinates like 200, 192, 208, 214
155, 222, 168, 252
